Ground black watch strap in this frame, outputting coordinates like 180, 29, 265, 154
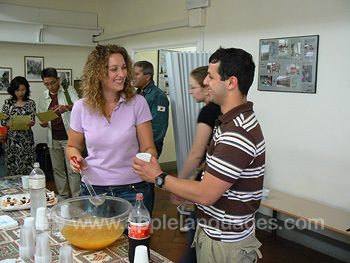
156, 172, 168, 188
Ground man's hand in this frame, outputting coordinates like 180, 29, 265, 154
52, 105, 67, 114
132, 156, 163, 183
39, 122, 48, 128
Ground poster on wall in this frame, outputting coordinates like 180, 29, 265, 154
258, 35, 319, 93
25, 56, 44, 82
56, 68, 72, 87
0, 67, 12, 94
157, 50, 170, 94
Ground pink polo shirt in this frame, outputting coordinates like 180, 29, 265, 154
70, 95, 152, 186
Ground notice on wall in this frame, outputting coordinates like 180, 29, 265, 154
258, 35, 319, 94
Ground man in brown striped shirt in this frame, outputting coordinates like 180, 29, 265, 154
133, 47, 265, 263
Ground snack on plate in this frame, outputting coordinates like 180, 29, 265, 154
1, 192, 57, 210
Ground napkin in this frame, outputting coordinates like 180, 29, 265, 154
0, 259, 16, 263
0, 215, 18, 229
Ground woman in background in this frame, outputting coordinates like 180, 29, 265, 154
176, 66, 221, 182
0, 128, 7, 177
66, 44, 157, 214
1, 76, 36, 176
172, 66, 221, 263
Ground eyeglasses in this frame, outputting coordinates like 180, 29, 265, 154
43, 80, 57, 87
190, 86, 202, 90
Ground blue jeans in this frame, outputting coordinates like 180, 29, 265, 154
80, 181, 153, 216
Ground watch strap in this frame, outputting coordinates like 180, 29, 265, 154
156, 172, 168, 188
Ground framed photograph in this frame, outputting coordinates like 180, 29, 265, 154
157, 50, 170, 94
56, 68, 72, 87
0, 67, 12, 94
25, 56, 44, 82
258, 35, 319, 93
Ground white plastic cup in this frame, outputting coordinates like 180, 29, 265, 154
59, 245, 73, 263
24, 217, 37, 243
262, 189, 270, 200
21, 175, 30, 189
35, 233, 52, 263
133, 245, 149, 263
136, 153, 152, 162
19, 225, 35, 260
35, 207, 49, 231
61, 204, 71, 219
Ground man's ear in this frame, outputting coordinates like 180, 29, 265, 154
146, 74, 152, 81
227, 76, 238, 90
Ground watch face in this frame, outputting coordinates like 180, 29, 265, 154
155, 176, 163, 187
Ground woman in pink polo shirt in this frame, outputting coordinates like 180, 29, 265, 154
66, 44, 157, 214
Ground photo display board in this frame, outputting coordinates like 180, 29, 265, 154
258, 35, 319, 93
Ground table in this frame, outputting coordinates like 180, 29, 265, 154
260, 189, 350, 237
0, 178, 172, 263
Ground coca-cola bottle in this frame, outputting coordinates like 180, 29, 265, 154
128, 193, 151, 263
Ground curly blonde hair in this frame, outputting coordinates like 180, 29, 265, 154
81, 44, 135, 116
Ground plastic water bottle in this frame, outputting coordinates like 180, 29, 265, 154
29, 162, 46, 220
128, 193, 151, 263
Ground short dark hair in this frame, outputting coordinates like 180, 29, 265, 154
209, 47, 255, 95
8, 76, 31, 101
134, 61, 154, 79
41, 67, 58, 80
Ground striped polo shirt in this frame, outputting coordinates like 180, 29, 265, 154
196, 101, 265, 242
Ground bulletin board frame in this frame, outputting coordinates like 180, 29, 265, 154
258, 35, 319, 93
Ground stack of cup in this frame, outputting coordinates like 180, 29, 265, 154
59, 245, 73, 263
262, 189, 270, 200
133, 245, 149, 263
35, 233, 52, 263
21, 175, 30, 190
19, 225, 35, 260
35, 207, 49, 231
23, 217, 37, 243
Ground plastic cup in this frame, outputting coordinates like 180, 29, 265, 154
136, 153, 152, 162
19, 225, 35, 260
262, 189, 270, 200
35, 233, 52, 263
24, 217, 37, 243
21, 175, 29, 189
35, 207, 49, 231
133, 245, 149, 263
59, 245, 73, 263
61, 204, 71, 219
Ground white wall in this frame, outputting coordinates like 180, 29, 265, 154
97, 0, 350, 212
203, 0, 350, 211
0, 42, 93, 144
1, 0, 349, 211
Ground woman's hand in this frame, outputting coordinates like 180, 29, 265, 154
170, 194, 184, 205
28, 120, 35, 127
70, 155, 88, 173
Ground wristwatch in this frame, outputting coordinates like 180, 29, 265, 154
155, 172, 168, 188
